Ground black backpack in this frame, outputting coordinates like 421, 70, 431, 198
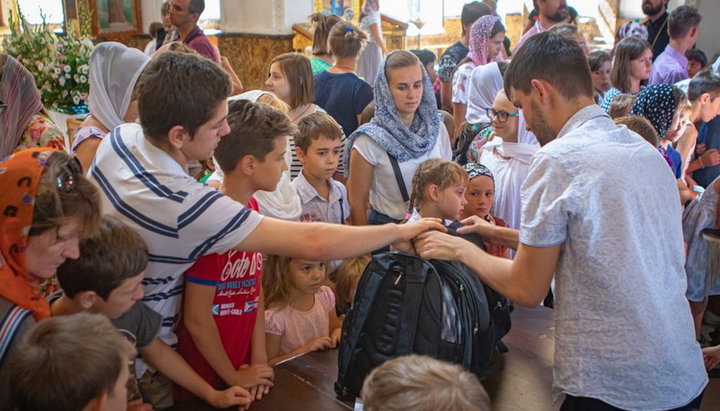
334, 229, 512, 400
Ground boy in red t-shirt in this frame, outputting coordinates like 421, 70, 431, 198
175, 99, 291, 403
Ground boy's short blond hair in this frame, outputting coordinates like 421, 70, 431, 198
410, 159, 469, 214
361, 355, 491, 411
330, 254, 371, 314
8, 313, 135, 411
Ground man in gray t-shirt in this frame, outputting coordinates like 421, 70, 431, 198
415, 32, 707, 410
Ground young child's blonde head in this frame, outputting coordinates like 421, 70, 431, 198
361, 355, 491, 411
262, 254, 294, 310
409, 159, 468, 214
330, 254, 371, 315
262, 255, 328, 309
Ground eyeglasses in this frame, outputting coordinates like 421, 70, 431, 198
486, 108, 519, 123
56, 156, 83, 192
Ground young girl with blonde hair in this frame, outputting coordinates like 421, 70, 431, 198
263, 255, 341, 365
406, 158, 468, 223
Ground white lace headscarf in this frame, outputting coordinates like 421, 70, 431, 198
88, 42, 150, 130
465, 62, 503, 124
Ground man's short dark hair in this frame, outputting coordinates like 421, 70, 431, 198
57, 216, 149, 300
504, 32, 593, 101
686, 49, 707, 67
688, 69, 720, 102
189, 0, 205, 15
214, 100, 296, 173
668, 5, 701, 39
461, 2, 491, 35
409, 49, 437, 67
136, 51, 231, 141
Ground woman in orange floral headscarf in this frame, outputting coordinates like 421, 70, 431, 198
0, 148, 100, 371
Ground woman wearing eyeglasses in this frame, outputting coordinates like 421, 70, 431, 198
476, 89, 539, 231
0, 55, 66, 159
0, 148, 101, 385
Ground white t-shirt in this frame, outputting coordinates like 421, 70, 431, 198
89, 123, 264, 352
451, 61, 476, 104
352, 124, 452, 220
520, 105, 706, 409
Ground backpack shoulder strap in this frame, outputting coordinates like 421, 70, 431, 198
387, 153, 410, 203
183, 29, 204, 45
0, 305, 33, 367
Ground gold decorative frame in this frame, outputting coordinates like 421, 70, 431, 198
313, 0, 361, 22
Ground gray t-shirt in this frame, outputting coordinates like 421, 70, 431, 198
520, 105, 707, 409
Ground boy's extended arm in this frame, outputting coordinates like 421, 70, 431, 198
250, 292, 268, 365
183, 281, 244, 387
141, 339, 251, 408
237, 216, 445, 260
184, 282, 274, 390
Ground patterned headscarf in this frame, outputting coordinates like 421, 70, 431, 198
0, 55, 44, 158
345, 51, 440, 176
468, 15, 501, 67
465, 163, 494, 181
615, 21, 649, 44
0, 148, 55, 319
630, 84, 677, 138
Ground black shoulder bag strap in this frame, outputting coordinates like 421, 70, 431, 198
183, 29, 204, 45
387, 153, 410, 203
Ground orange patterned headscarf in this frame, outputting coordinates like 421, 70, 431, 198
0, 148, 55, 319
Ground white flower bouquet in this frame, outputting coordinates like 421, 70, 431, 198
3, 9, 93, 114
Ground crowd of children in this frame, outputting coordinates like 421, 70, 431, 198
3, 0, 720, 410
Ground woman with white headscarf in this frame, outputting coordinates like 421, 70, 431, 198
73, 42, 150, 172
478, 89, 538, 231
451, 15, 505, 129
356, 0, 387, 88
205, 90, 303, 221
0, 54, 66, 158
456, 61, 506, 164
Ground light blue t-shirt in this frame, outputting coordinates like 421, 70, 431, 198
520, 105, 707, 409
